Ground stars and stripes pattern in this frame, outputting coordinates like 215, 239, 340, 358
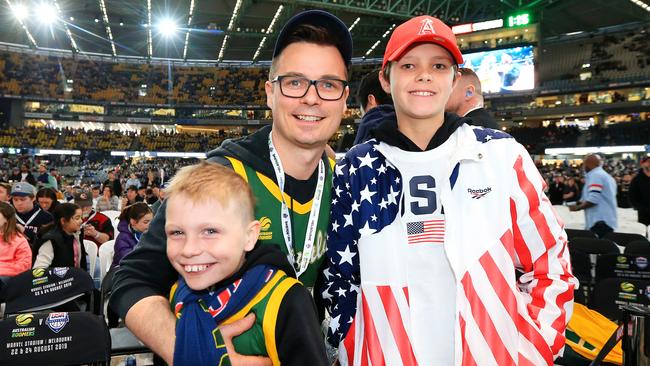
406, 219, 445, 244
323, 126, 576, 365
323, 140, 402, 349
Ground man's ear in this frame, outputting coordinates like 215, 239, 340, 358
265, 80, 274, 110
244, 220, 261, 252
366, 94, 378, 110
378, 69, 391, 94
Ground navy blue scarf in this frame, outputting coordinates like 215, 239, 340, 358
172, 265, 276, 365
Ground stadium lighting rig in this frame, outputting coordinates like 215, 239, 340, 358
157, 18, 178, 37
146, 0, 152, 57
6, 0, 38, 47
630, 0, 650, 11
36, 3, 57, 24
218, 0, 243, 61
98, 0, 116, 56
182, 0, 196, 59
53, 0, 79, 53
252, 5, 284, 61
348, 17, 360, 32
364, 23, 396, 57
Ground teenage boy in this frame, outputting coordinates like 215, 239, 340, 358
165, 161, 327, 365
323, 15, 576, 365
110, 10, 352, 364
11, 182, 53, 249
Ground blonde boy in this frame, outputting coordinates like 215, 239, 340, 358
165, 161, 327, 365
324, 16, 576, 365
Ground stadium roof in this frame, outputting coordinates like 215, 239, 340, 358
0, 0, 647, 63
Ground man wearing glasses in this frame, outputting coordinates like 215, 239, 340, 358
110, 10, 351, 365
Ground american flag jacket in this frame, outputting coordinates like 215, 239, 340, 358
323, 123, 577, 366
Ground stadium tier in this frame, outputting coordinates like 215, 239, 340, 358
0, 2, 649, 365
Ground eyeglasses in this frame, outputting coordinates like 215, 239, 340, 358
271, 75, 348, 101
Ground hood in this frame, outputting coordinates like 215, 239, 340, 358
209, 244, 296, 290
117, 219, 131, 235
353, 104, 396, 145
371, 112, 470, 151
207, 125, 276, 178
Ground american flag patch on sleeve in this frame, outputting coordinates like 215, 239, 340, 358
406, 219, 445, 244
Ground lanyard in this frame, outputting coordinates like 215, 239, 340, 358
84, 210, 97, 224
16, 208, 41, 227
268, 133, 325, 277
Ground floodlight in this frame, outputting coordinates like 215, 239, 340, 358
36, 3, 57, 24
158, 18, 178, 37
11, 3, 28, 20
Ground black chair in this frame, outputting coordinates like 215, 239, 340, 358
595, 253, 650, 282
566, 228, 597, 241
569, 238, 620, 255
624, 240, 650, 256
590, 277, 650, 322
0, 312, 110, 366
100, 268, 152, 360
605, 232, 649, 247
1, 267, 97, 316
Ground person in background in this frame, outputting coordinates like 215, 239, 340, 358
0, 182, 11, 203
11, 182, 53, 249
445, 67, 499, 129
19, 164, 36, 185
353, 68, 395, 145
125, 173, 141, 190
111, 202, 153, 269
145, 188, 158, 205
150, 183, 167, 216
7, 167, 21, 183
36, 164, 58, 190
548, 174, 566, 205
91, 185, 101, 210
629, 156, 650, 236
74, 190, 114, 247
570, 154, 618, 238
96, 186, 120, 212
33, 202, 87, 270
103, 171, 123, 198
36, 187, 59, 214
0, 202, 32, 278
563, 177, 580, 204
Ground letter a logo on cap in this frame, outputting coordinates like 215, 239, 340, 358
418, 18, 436, 35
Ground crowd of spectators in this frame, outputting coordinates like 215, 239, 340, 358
1, 126, 253, 153
538, 158, 642, 209
0, 52, 379, 107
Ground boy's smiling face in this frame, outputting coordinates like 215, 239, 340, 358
165, 194, 260, 291
382, 43, 458, 124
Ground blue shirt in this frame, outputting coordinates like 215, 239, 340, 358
581, 166, 618, 230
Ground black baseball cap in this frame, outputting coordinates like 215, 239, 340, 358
272, 10, 353, 67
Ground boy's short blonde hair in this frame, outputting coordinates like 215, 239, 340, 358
165, 161, 255, 222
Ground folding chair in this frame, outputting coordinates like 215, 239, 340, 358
604, 232, 649, 247
566, 228, 597, 241
624, 240, 650, 256
97, 240, 115, 283
569, 238, 620, 255
595, 254, 650, 282
590, 277, 650, 322
84, 240, 99, 277
0, 312, 110, 366
100, 268, 152, 360
1, 267, 97, 315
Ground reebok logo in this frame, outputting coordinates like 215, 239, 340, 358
468, 187, 492, 199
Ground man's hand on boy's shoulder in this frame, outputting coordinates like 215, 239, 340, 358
220, 313, 272, 366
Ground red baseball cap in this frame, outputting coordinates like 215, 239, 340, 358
382, 16, 463, 71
